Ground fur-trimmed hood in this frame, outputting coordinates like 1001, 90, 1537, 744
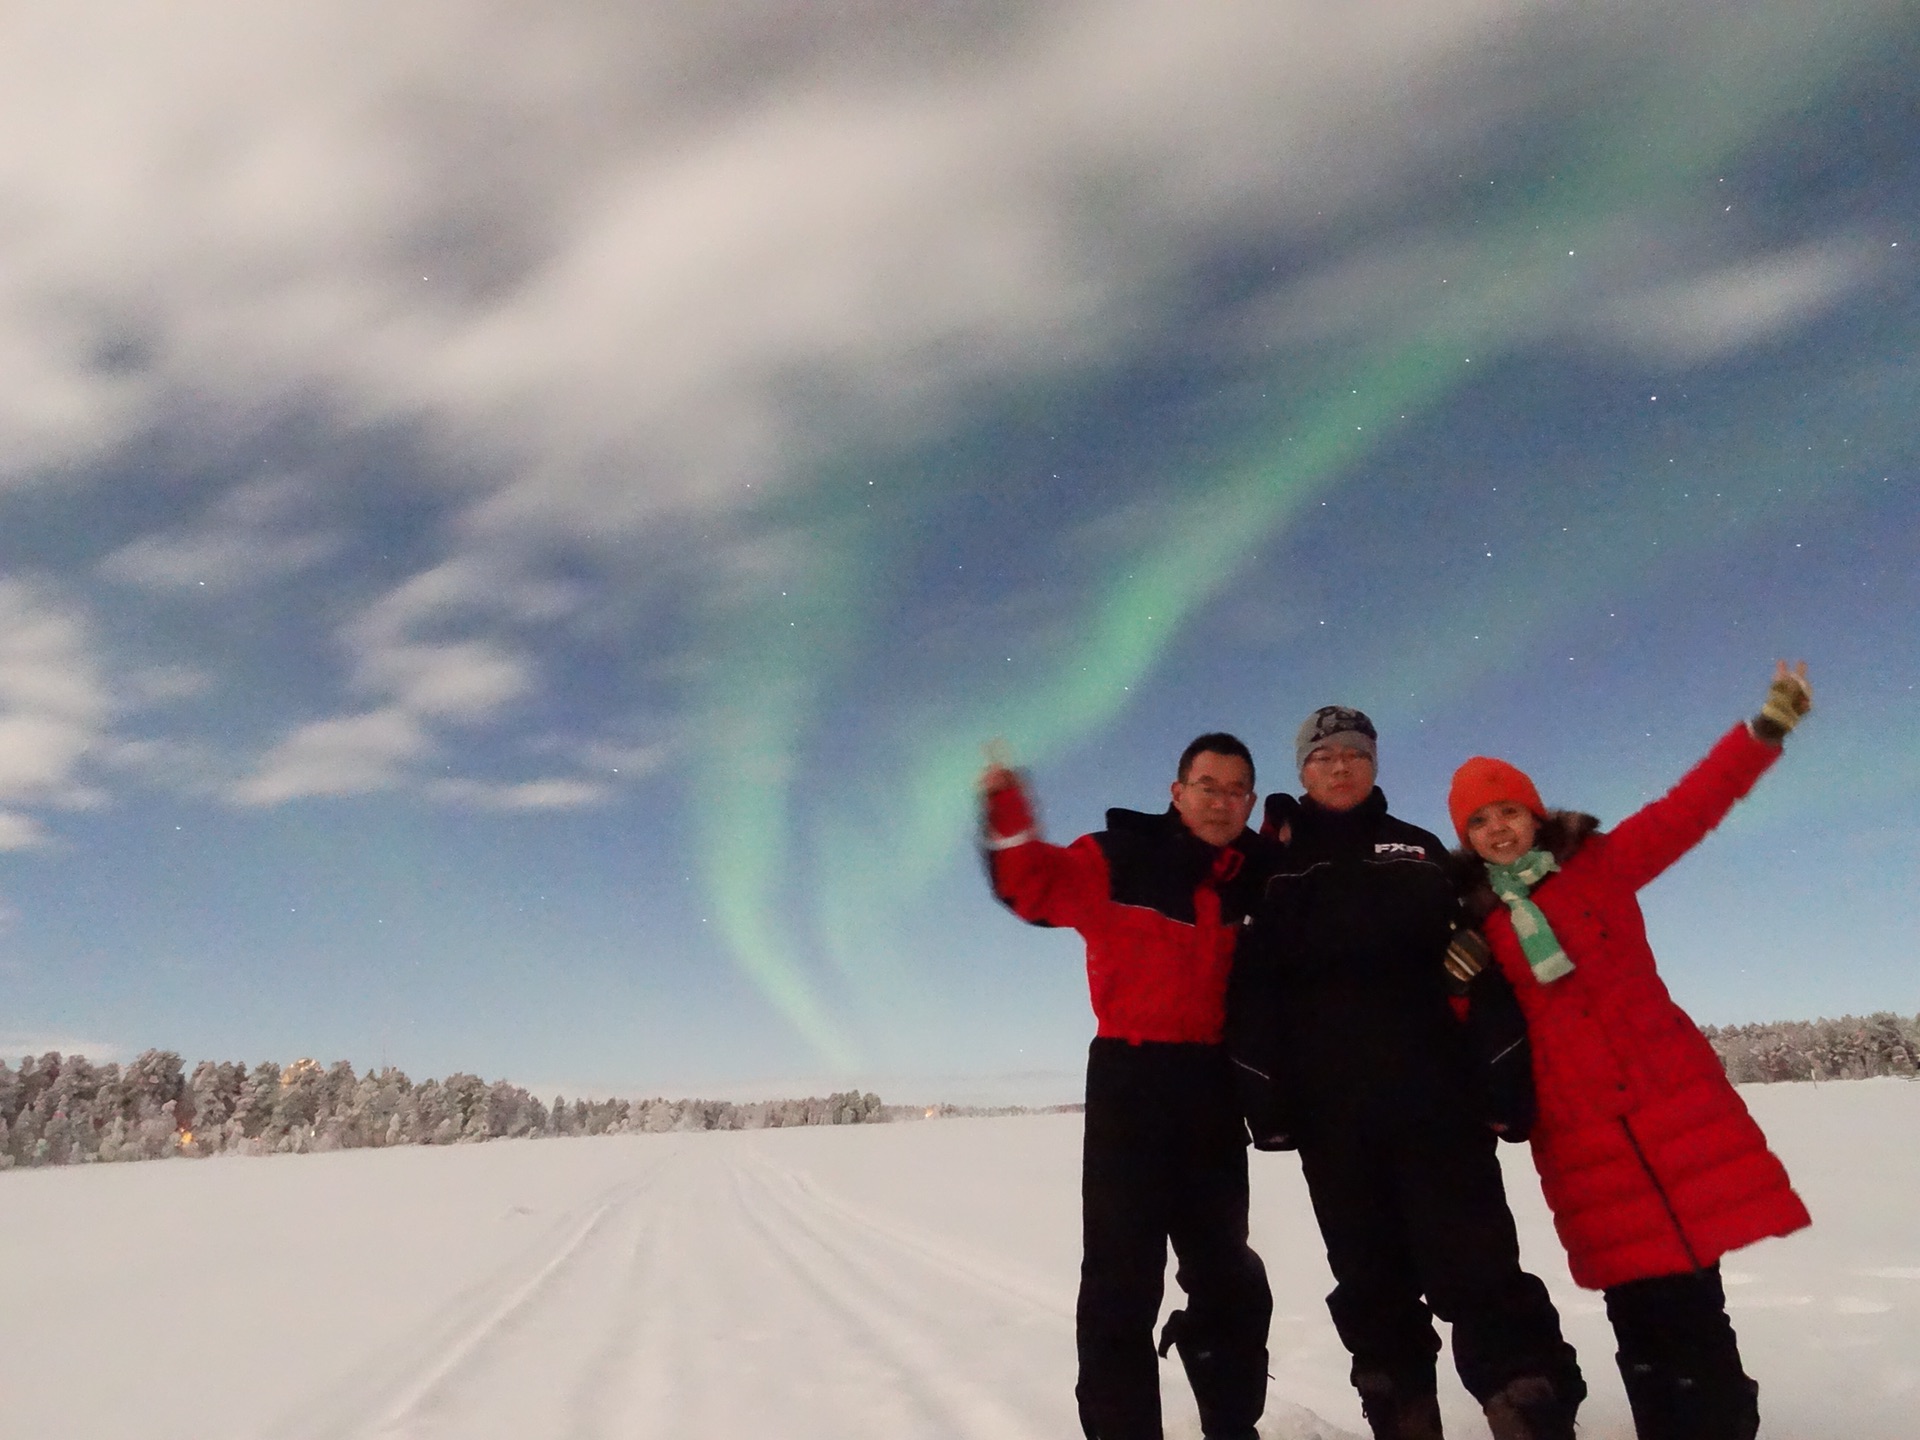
1453, 810, 1601, 923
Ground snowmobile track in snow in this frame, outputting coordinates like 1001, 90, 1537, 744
275, 1135, 1081, 1440
271, 1151, 680, 1440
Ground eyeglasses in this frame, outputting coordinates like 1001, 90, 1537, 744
1303, 748, 1372, 770
1179, 779, 1254, 802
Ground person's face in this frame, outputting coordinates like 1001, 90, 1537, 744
1170, 751, 1257, 847
1465, 801, 1540, 865
1299, 743, 1376, 812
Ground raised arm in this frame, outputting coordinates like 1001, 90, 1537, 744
1603, 662, 1810, 892
980, 766, 1109, 931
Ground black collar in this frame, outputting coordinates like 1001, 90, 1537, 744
1286, 787, 1391, 858
1296, 786, 1388, 827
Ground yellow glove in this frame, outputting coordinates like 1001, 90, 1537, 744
1753, 660, 1812, 742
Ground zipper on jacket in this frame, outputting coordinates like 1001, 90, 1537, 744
1619, 1117, 1703, 1271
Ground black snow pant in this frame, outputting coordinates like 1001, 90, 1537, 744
1077, 1039, 1272, 1440
1296, 1111, 1582, 1411
1606, 1265, 1759, 1440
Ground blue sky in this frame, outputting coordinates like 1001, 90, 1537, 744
1, 1, 1914, 1104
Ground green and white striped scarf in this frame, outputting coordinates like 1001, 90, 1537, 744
1486, 850, 1575, 984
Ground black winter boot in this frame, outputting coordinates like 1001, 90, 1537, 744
1618, 1356, 1679, 1440
1482, 1374, 1577, 1440
1677, 1373, 1760, 1440
1353, 1367, 1445, 1440
1156, 1309, 1264, 1439
1619, 1353, 1759, 1440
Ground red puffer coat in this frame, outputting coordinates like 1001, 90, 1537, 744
1470, 724, 1811, 1290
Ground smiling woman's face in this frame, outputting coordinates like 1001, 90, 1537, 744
1465, 800, 1540, 865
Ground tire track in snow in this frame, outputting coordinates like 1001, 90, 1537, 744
278, 1133, 1073, 1440
368, 1155, 687, 1440
367, 1186, 653, 1437
565, 1133, 1081, 1439
748, 1152, 1078, 1323
706, 1144, 1072, 1440
270, 1151, 676, 1440
728, 1152, 1365, 1440
277, 1130, 1346, 1440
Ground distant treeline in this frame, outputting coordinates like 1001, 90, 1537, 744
0, 1050, 1076, 1171
0, 1051, 924, 1171
1700, 1012, 1920, 1084
10, 1017, 1904, 1171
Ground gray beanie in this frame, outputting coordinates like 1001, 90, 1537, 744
1295, 705, 1378, 774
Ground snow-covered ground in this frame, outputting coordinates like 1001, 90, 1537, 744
4, 1078, 1913, 1439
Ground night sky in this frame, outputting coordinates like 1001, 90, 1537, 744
2, 2, 1914, 1103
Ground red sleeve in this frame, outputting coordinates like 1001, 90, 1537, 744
1601, 724, 1782, 892
989, 833, 1111, 932
982, 778, 1111, 932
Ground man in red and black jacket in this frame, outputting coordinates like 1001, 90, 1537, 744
982, 733, 1277, 1440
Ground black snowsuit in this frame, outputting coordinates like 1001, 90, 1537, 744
1225, 789, 1582, 1415
1080, 1038, 1270, 1440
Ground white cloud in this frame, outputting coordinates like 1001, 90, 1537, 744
0, 0, 1566, 523
8, 0, 1871, 554
1583, 242, 1875, 363
97, 476, 339, 593
569, 739, 673, 779
353, 640, 532, 723
425, 777, 608, 811
94, 736, 229, 799
0, 579, 111, 820
1215, 220, 1882, 373
0, 811, 48, 851
2, 2, 1888, 523
0, 1032, 123, 1063
231, 706, 430, 805
230, 547, 599, 804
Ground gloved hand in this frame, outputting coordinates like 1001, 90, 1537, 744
1444, 926, 1492, 987
1246, 1116, 1298, 1153
1459, 964, 1537, 1142
1232, 1057, 1298, 1151
1752, 660, 1812, 743
1261, 791, 1299, 843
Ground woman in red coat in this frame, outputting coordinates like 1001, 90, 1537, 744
1446, 663, 1814, 1440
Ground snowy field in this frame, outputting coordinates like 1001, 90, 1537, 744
4, 1079, 1914, 1440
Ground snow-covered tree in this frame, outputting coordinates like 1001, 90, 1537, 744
224, 1062, 281, 1149
344, 1067, 410, 1148
0, 1058, 20, 1130
270, 1059, 326, 1149
126, 1050, 185, 1114
1704, 1012, 1920, 1084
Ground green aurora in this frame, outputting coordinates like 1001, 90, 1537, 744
689, 0, 1914, 1062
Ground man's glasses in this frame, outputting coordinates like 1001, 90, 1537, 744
1179, 779, 1254, 802
1303, 748, 1371, 770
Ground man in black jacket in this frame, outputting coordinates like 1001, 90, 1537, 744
1227, 707, 1582, 1440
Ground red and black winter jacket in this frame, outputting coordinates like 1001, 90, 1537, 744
984, 780, 1273, 1045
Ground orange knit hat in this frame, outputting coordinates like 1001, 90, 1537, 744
1447, 756, 1546, 843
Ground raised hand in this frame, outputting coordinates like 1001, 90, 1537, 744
1754, 660, 1812, 742
979, 737, 1019, 796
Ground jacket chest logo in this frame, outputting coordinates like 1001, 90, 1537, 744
1374, 842, 1427, 859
